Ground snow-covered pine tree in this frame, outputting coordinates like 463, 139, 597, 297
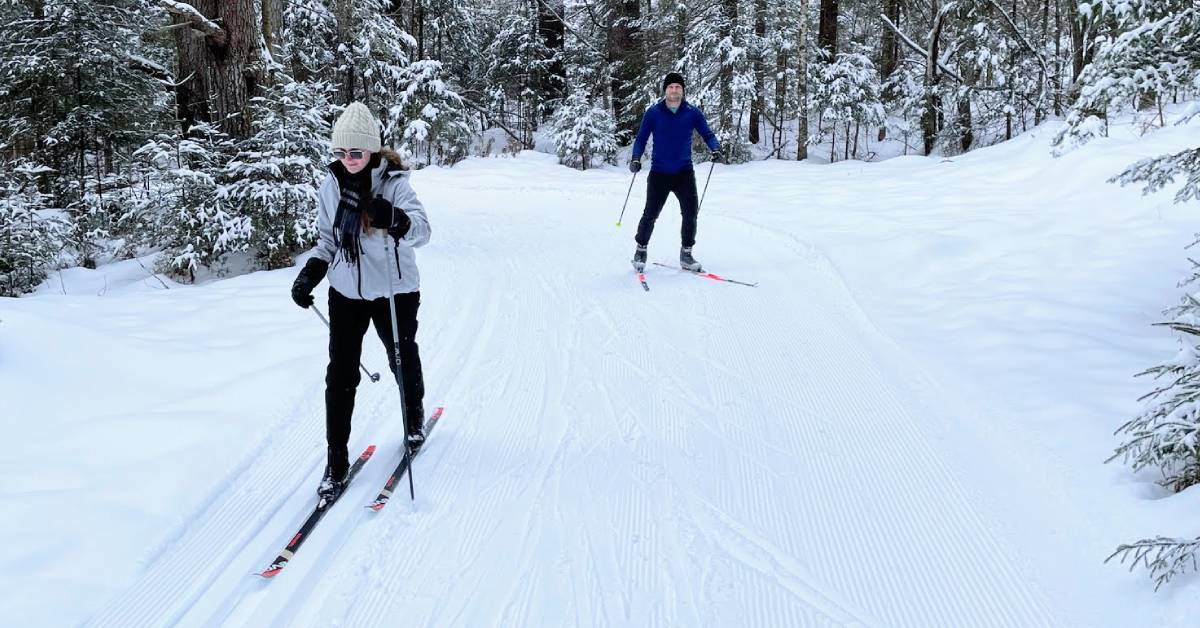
0, 0, 168, 268
0, 161, 68, 296
1054, 0, 1200, 591
219, 79, 332, 270
811, 49, 884, 161
482, 5, 559, 149
758, 0, 806, 158
336, 0, 472, 166
552, 83, 618, 170
134, 123, 245, 281
281, 0, 338, 83
676, 0, 754, 163
1053, 1, 1199, 154
882, 62, 927, 155
384, 59, 473, 166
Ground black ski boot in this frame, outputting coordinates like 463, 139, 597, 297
632, 244, 648, 272
680, 247, 703, 272
317, 464, 348, 509
405, 402, 426, 454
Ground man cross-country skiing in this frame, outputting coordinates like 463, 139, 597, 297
628, 71, 721, 273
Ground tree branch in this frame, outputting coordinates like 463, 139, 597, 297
459, 97, 524, 147
160, 0, 226, 46
981, 0, 1052, 79
880, 13, 963, 82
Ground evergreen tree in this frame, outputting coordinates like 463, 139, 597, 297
811, 49, 885, 161
220, 80, 333, 270
0, 161, 68, 296
1054, 1, 1199, 153
482, 5, 559, 147
1052, 0, 1200, 591
383, 59, 473, 166
134, 123, 243, 281
552, 85, 618, 169
0, 0, 168, 267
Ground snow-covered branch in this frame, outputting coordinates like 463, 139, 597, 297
160, 0, 225, 46
879, 13, 963, 82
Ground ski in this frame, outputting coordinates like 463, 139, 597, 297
636, 271, 649, 291
651, 262, 758, 287
258, 444, 377, 578
367, 406, 444, 512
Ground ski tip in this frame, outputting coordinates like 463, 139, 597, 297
431, 406, 444, 420
258, 566, 282, 578
368, 501, 387, 512
361, 444, 377, 459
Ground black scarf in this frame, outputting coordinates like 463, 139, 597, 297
330, 155, 379, 264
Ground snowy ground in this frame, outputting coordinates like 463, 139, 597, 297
4, 113, 1200, 627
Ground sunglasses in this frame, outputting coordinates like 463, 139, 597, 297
333, 149, 366, 160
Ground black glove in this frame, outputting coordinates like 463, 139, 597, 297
711, 149, 722, 162
291, 257, 328, 308
388, 210, 411, 240
629, 159, 641, 174
370, 195, 411, 239
368, 196, 395, 229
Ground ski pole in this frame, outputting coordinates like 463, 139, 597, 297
311, 305, 380, 383
615, 170, 638, 227
382, 205, 416, 502
698, 158, 716, 212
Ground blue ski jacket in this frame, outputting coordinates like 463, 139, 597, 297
631, 100, 721, 174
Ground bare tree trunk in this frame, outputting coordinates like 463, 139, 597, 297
748, 0, 767, 144
168, 0, 262, 138
607, 0, 642, 143
817, 0, 838, 55
878, 0, 900, 140
262, 0, 283, 68
880, 0, 900, 78
774, 48, 789, 154
335, 0, 357, 105
416, 0, 425, 59
1054, 0, 1062, 115
537, 0, 567, 115
797, 0, 809, 160
956, 2, 976, 152
922, 0, 942, 155
719, 0, 737, 132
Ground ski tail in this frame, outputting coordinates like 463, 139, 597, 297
257, 444, 377, 578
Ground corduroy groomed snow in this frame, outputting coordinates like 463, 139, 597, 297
662, 72, 685, 92
332, 102, 382, 152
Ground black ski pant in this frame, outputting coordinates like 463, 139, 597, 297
635, 168, 700, 249
325, 287, 424, 476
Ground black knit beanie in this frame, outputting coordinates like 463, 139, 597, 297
662, 72, 685, 92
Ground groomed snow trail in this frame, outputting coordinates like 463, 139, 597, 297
85, 156, 1059, 627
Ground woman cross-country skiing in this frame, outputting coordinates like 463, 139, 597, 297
289, 102, 432, 504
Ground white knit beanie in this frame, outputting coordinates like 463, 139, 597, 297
331, 102, 381, 152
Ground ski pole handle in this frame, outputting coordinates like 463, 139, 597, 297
616, 170, 638, 227
311, 305, 381, 383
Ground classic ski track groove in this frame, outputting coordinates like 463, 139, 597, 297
83, 172, 1062, 627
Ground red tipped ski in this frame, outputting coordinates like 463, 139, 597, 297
651, 262, 757, 287
368, 406, 444, 512
257, 444, 376, 578
637, 272, 649, 291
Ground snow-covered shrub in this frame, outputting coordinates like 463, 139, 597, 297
551, 90, 617, 170
0, 161, 68, 295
